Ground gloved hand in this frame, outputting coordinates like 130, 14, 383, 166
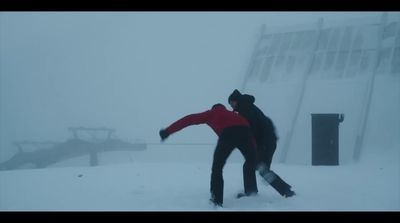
159, 129, 170, 141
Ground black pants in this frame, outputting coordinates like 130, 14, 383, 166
257, 140, 293, 196
256, 140, 276, 170
210, 126, 257, 205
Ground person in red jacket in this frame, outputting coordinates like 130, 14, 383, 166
159, 103, 258, 207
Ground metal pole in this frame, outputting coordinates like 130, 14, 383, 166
241, 24, 266, 91
353, 12, 388, 161
387, 13, 400, 75
280, 18, 324, 163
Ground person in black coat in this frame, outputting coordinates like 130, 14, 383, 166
228, 89, 296, 198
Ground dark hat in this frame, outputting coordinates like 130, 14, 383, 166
212, 103, 225, 110
228, 89, 242, 103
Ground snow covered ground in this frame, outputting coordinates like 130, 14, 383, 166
0, 144, 399, 211
0, 13, 399, 212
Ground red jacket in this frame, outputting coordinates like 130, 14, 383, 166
166, 104, 250, 136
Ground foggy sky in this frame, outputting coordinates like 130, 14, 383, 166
0, 12, 382, 161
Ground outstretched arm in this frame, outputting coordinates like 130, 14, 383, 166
159, 110, 211, 141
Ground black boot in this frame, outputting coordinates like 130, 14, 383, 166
269, 174, 295, 197
209, 195, 223, 207
284, 189, 296, 198
236, 191, 258, 199
260, 170, 295, 198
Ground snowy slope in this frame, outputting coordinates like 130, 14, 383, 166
0, 144, 398, 211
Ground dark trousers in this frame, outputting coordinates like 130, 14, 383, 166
210, 126, 258, 205
256, 140, 276, 170
257, 140, 292, 196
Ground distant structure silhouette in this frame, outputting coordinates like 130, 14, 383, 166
0, 127, 146, 171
